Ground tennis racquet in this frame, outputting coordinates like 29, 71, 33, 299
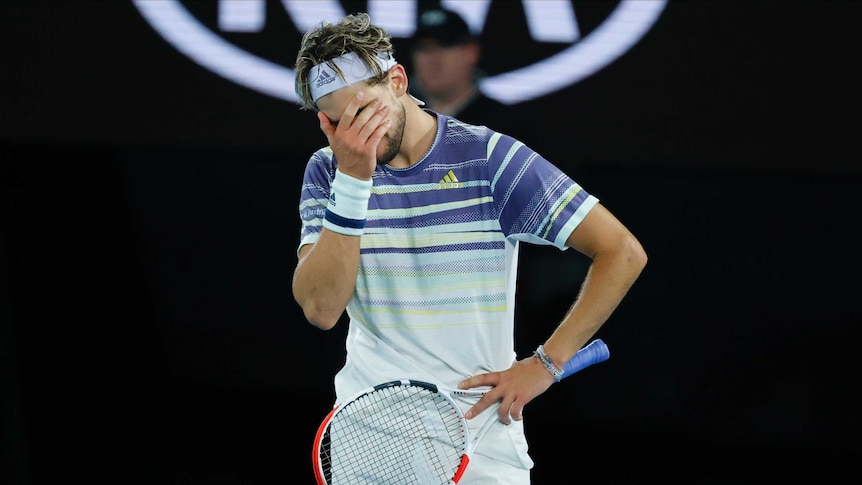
312, 338, 610, 484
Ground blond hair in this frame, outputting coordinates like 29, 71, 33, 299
295, 13, 395, 111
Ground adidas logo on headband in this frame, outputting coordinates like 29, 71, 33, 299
308, 51, 396, 103
314, 70, 336, 89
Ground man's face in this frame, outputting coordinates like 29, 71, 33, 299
317, 81, 407, 166
411, 39, 480, 96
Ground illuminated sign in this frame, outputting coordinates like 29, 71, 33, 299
133, 0, 667, 105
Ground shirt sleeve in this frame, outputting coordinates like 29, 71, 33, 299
296, 148, 336, 256
489, 134, 599, 249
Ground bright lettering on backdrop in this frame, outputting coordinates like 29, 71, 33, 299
133, 0, 668, 105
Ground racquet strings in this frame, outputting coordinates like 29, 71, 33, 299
320, 384, 467, 484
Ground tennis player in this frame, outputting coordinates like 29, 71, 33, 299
292, 12, 647, 484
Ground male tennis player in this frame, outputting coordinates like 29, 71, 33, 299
292, 13, 647, 484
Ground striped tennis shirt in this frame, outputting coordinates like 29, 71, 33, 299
297, 112, 598, 403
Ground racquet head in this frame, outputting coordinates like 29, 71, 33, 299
312, 339, 610, 484
313, 379, 468, 484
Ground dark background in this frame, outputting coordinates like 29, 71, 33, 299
2, 1, 861, 484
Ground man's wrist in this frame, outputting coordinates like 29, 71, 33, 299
323, 169, 372, 236
534, 344, 564, 382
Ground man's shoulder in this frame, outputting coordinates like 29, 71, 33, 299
308, 146, 336, 165
457, 95, 542, 149
302, 147, 338, 179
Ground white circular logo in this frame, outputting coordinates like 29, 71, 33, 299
133, 0, 667, 105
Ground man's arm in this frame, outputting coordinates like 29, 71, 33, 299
292, 92, 389, 330
539, 202, 647, 370
292, 233, 361, 330
458, 202, 647, 422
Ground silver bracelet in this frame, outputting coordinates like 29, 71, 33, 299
534, 345, 564, 382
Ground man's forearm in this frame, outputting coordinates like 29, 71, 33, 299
293, 230, 362, 329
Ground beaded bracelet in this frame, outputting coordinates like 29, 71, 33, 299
323, 169, 373, 237
534, 345, 564, 382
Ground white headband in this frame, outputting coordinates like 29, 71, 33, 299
308, 51, 395, 103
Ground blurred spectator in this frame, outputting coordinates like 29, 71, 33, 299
409, 7, 541, 148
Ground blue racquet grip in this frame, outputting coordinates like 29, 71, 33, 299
560, 339, 610, 379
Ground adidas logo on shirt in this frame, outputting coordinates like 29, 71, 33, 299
436, 170, 463, 189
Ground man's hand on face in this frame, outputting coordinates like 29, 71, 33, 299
318, 91, 391, 180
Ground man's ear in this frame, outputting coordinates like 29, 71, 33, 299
388, 64, 410, 98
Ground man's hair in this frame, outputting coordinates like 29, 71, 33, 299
295, 13, 395, 111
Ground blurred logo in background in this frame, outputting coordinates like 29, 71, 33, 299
133, 0, 667, 105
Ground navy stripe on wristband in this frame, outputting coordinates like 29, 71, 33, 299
324, 209, 366, 230
323, 209, 366, 236
323, 169, 372, 236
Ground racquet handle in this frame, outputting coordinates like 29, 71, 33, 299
560, 339, 610, 379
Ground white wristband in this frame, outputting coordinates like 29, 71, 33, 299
323, 169, 372, 236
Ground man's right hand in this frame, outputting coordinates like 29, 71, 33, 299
317, 91, 391, 180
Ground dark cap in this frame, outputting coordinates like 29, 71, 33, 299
415, 8, 475, 46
